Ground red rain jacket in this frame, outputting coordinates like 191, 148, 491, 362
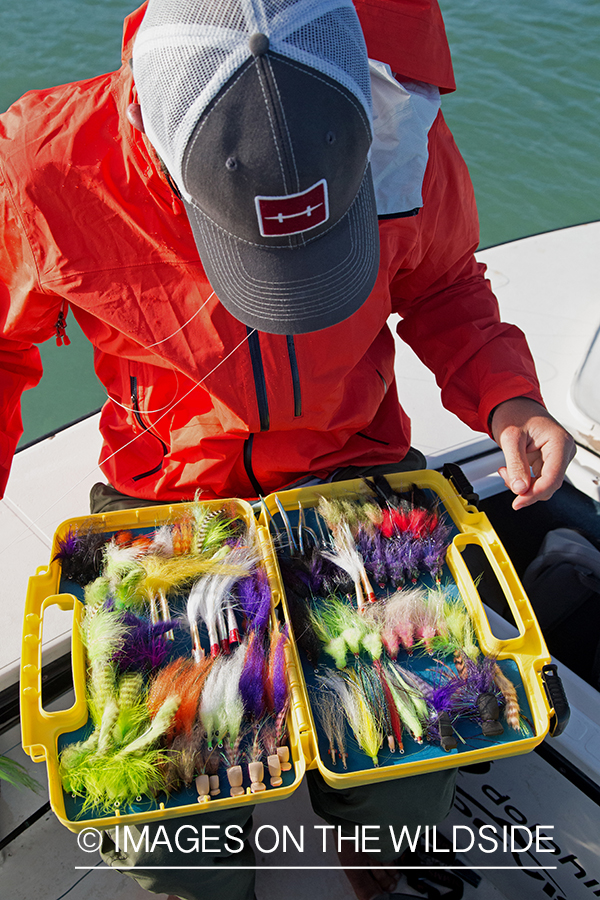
0, 2, 542, 501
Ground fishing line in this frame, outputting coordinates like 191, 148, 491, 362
102, 354, 182, 417
105, 380, 182, 416
98, 328, 255, 470
102, 291, 215, 414
0, 328, 256, 559
144, 292, 213, 349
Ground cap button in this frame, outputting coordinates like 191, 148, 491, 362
249, 33, 269, 57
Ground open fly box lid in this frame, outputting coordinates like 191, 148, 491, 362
258, 470, 555, 788
20, 499, 304, 833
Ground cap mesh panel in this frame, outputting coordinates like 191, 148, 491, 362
133, 0, 371, 192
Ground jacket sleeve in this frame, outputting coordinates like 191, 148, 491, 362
386, 112, 544, 435
0, 169, 61, 497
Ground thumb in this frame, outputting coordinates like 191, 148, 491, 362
497, 426, 531, 495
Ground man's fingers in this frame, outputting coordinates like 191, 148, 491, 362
499, 442, 574, 509
497, 465, 532, 510
530, 454, 544, 479
490, 397, 576, 509
529, 443, 573, 500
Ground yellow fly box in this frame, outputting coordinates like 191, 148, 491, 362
21, 472, 565, 833
258, 470, 558, 789
20, 499, 304, 833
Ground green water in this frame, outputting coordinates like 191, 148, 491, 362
1, 1, 134, 446
1, 0, 599, 447
442, 0, 600, 247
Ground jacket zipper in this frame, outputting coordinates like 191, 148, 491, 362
243, 435, 265, 497
247, 328, 270, 431
130, 375, 168, 481
243, 329, 269, 496
54, 300, 71, 347
243, 330, 302, 495
286, 335, 302, 417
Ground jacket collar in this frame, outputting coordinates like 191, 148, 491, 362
115, 2, 185, 216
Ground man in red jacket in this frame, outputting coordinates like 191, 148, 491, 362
0, 1, 574, 899
0, 0, 572, 510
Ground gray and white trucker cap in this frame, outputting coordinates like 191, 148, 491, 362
132, 0, 379, 334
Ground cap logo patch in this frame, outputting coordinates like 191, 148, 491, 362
255, 180, 329, 237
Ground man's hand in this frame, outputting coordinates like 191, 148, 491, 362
490, 397, 576, 510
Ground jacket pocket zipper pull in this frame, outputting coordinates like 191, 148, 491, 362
54, 303, 71, 347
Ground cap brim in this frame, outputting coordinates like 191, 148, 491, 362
183, 166, 380, 335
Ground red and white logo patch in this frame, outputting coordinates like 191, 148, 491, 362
255, 179, 329, 237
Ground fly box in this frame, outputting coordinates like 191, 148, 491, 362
20, 472, 562, 833
258, 470, 561, 789
20, 499, 304, 833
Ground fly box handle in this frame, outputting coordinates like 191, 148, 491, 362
21, 576, 87, 763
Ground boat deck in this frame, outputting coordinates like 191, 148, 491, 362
1, 223, 599, 899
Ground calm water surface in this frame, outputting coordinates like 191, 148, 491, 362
1, 0, 598, 445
